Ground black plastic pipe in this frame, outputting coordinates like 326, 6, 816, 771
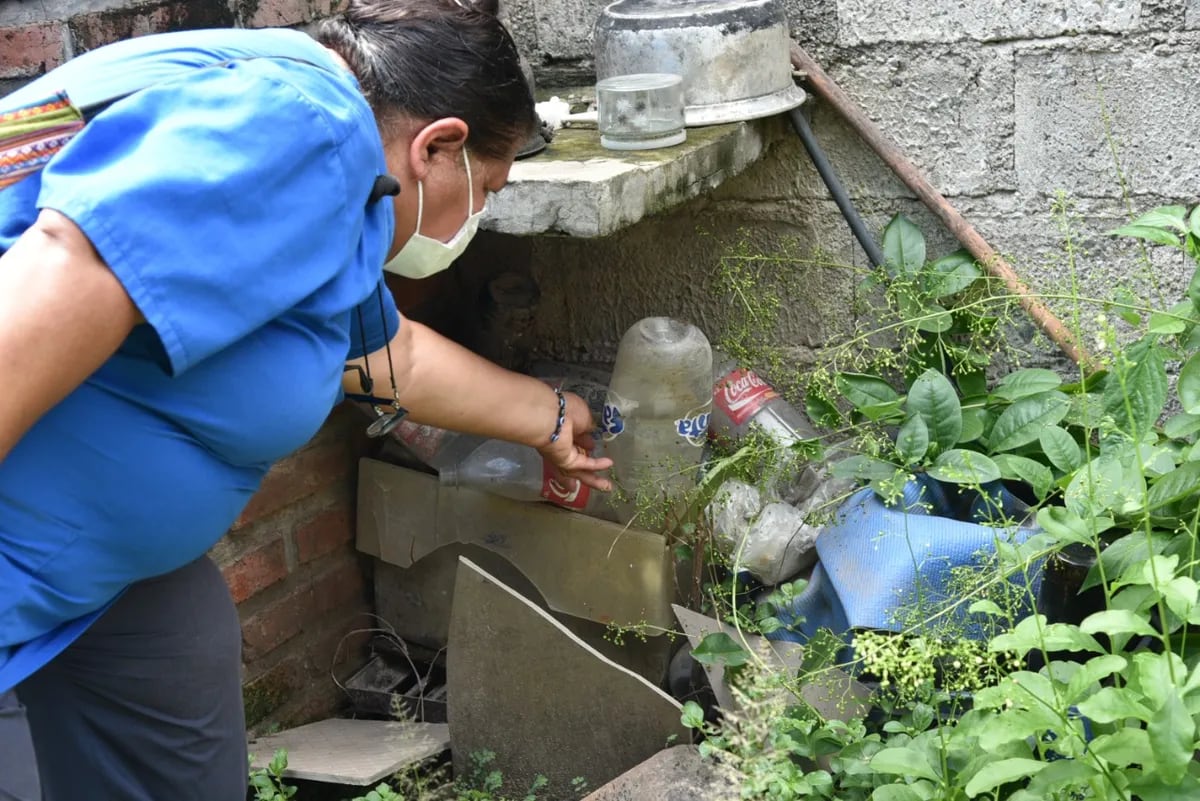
788, 106, 886, 269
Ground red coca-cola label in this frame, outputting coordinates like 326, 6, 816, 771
541, 459, 590, 510
714, 368, 779, 426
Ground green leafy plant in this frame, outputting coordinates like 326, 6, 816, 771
680, 202, 1200, 801
248, 750, 298, 801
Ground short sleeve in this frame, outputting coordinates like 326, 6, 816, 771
347, 278, 401, 360
37, 59, 384, 375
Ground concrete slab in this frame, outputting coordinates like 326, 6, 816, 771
483, 118, 777, 237
447, 557, 690, 795
840, 0, 1140, 44
246, 719, 449, 786
582, 745, 740, 801
672, 605, 871, 723
357, 458, 675, 633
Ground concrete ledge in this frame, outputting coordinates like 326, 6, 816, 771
484, 117, 779, 238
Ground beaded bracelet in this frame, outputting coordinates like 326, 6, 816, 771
549, 386, 567, 443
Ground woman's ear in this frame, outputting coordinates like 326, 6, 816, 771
407, 117, 470, 181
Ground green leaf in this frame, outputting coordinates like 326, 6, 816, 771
1080, 609, 1159, 638
1086, 530, 1170, 591
915, 305, 953, 334
1090, 727, 1154, 768
1127, 204, 1190, 233
1038, 426, 1081, 472
925, 250, 981, 299
1179, 353, 1200, 415
958, 407, 987, 444
1066, 654, 1128, 704
969, 599, 1005, 616
869, 747, 940, 783
1146, 462, 1200, 514
837, 373, 902, 412
805, 391, 841, 429
993, 454, 1053, 500
1023, 759, 1101, 796
896, 415, 931, 464
1109, 224, 1182, 248
993, 369, 1063, 401
908, 369, 962, 453
989, 392, 1071, 452
832, 454, 902, 482
690, 632, 749, 668
927, 449, 1000, 485
1164, 412, 1200, 440
882, 214, 926, 276
1190, 205, 1200, 239
964, 758, 1048, 798
1148, 691, 1196, 783
680, 700, 705, 730
1064, 453, 1125, 516
1103, 338, 1168, 436
1036, 507, 1100, 546
871, 786, 928, 801
1076, 687, 1153, 724
1149, 310, 1188, 335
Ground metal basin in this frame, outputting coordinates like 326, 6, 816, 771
593, 0, 805, 126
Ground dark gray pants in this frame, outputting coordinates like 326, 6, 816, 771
1, 556, 247, 801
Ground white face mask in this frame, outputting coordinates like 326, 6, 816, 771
383, 148, 485, 278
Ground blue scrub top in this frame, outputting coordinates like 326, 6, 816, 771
0, 28, 401, 692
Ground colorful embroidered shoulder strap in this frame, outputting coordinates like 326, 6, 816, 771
0, 92, 86, 190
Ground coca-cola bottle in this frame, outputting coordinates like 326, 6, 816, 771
602, 318, 712, 526
439, 438, 618, 520
710, 351, 847, 506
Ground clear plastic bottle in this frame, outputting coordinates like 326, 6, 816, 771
710, 350, 847, 505
439, 438, 617, 520
601, 317, 713, 526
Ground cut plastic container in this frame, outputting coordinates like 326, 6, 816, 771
596, 73, 686, 151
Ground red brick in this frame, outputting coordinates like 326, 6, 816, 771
295, 505, 354, 565
222, 538, 289, 605
0, 23, 64, 78
234, 439, 357, 528
241, 583, 315, 661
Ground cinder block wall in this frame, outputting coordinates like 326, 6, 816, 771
505, 0, 1200, 371
0, 0, 373, 734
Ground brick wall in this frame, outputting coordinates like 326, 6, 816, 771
0, 0, 337, 89
0, 0, 388, 735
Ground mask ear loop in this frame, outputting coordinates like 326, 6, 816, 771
364, 284, 408, 437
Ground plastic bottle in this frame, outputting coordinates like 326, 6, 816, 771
601, 317, 712, 526
710, 350, 846, 505
439, 437, 617, 520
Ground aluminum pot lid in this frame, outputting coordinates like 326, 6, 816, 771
599, 0, 781, 27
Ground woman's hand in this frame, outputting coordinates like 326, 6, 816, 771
536, 391, 613, 492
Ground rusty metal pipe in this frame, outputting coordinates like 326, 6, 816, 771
790, 42, 1091, 369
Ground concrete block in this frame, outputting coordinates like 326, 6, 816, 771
499, 0, 539, 65
534, 0, 606, 61
485, 120, 774, 237
1189, 0, 1200, 28
782, 0, 840, 47
1015, 49, 1200, 200
447, 558, 690, 796
840, 0, 1141, 45
247, 719, 449, 786
582, 746, 741, 801
808, 45, 1015, 197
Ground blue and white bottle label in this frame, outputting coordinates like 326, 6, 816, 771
675, 403, 712, 447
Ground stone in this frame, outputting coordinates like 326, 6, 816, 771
483, 118, 775, 237
1189, 0, 1200, 28
581, 745, 740, 801
840, 0, 1141, 44
447, 558, 690, 797
356, 458, 675, 633
672, 605, 872, 723
533, 0, 606, 62
246, 718, 449, 786
1015, 49, 1200, 201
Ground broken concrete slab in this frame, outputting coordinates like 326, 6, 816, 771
373, 551, 673, 685
447, 557, 690, 796
581, 745, 740, 801
672, 605, 872, 723
246, 719, 449, 786
357, 458, 674, 633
